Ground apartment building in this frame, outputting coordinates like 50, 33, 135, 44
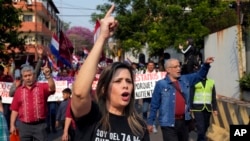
12, 0, 62, 54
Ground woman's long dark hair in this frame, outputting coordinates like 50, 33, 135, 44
96, 62, 146, 137
187, 38, 194, 46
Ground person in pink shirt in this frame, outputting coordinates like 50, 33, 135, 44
10, 62, 55, 141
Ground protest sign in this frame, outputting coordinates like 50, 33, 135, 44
134, 72, 166, 99
0, 80, 68, 104
0, 72, 166, 103
0, 82, 13, 103
47, 80, 68, 102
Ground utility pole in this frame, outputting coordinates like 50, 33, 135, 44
236, 0, 246, 79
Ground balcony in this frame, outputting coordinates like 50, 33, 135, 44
19, 22, 52, 37
13, 1, 58, 28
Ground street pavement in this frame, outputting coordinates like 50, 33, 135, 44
48, 126, 198, 141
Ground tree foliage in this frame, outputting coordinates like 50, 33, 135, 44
0, 0, 25, 53
66, 26, 94, 56
91, 0, 239, 56
62, 21, 71, 31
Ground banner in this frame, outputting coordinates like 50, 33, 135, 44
0, 82, 13, 104
134, 72, 166, 99
0, 80, 68, 104
0, 72, 167, 103
47, 80, 68, 102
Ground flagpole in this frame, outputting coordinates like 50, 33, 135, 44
73, 38, 76, 55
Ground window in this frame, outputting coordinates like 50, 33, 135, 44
26, 0, 32, 5
45, 21, 49, 28
23, 15, 33, 22
47, 4, 51, 12
41, 36, 44, 45
25, 36, 34, 44
12, 0, 19, 3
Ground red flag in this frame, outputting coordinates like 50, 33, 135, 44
93, 20, 105, 62
94, 20, 100, 43
59, 30, 74, 68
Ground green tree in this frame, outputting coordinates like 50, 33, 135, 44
0, 0, 25, 54
62, 21, 71, 31
91, 0, 238, 56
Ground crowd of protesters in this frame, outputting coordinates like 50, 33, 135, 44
0, 48, 194, 141
0, 47, 83, 140
0, 5, 217, 141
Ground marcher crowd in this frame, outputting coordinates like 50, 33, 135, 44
0, 4, 218, 141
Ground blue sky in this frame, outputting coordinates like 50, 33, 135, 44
53, 0, 108, 30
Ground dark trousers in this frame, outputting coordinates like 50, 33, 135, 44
18, 121, 47, 141
59, 120, 65, 129
142, 98, 151, 121
193, 110, 211, 141
182, 56, 198, 74
134, 99, 142, 114
161, 119, 189, 141
46, 102, 57, 132
68, 126, 75, 141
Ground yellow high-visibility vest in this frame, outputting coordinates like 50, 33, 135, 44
192, 79, 214, 112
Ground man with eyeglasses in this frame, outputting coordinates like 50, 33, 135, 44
147, 57, 214, 141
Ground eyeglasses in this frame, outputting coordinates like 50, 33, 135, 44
168, 65, 182, 69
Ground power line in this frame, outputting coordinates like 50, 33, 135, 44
54, 0, 81, 7
53, 0, 105, 28
56, 6, 96, 10
58, 15, 92, 17
54, 0, 98, 11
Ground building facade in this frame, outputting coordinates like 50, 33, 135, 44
12, 0, 61, 54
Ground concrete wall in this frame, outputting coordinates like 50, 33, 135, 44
245, 29, 250, 72
204, 25, 244, 98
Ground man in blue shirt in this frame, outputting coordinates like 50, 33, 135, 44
147, 57, 214, 141
56, 88, 72, 129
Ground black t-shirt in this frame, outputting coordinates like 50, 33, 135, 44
73, 102, 150, 141
184, 45, 195, 60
